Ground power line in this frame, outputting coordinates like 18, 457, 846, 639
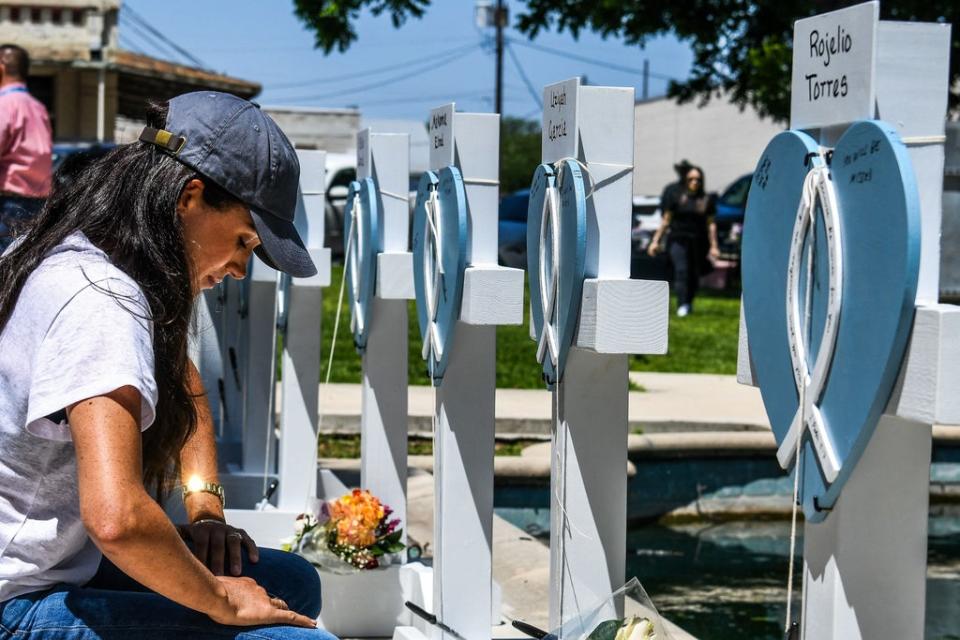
266, 41, 481, 91
351, 89, 491, 107
118, 32, 146, 56
504, 41, 542, 109
120, 14, 186, 63
192, 36, 473, 54
122, 5, 206, 68
267, 46, 480, 104
506, 36, 678, 81
121, 13, 195, 67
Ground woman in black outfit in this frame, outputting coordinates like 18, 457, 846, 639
648, 165, 719, 317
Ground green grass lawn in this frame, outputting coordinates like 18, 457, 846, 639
321, 265, 741, 387
630, 290, 741, 375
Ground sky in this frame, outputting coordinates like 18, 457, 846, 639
122, 1, 694, 122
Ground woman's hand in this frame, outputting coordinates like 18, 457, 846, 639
178, 520, 259, 576
709, 245, 721, 260
209, 576, 317, 628
647, 240, 659, 257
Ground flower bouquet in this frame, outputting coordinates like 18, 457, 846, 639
582, 615, 657, 640
283, 489, 405, 574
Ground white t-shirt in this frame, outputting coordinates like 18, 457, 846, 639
0, 232, 158, 601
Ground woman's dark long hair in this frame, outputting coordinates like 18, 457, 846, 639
0, 101, 240, 497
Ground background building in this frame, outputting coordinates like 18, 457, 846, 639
0, 0, 259, 142
262, 105, 361, 155
633, 94, 783, 196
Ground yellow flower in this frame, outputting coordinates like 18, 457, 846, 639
327, 489, 388, 548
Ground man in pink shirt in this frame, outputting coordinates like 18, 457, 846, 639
0, 44, 52, 252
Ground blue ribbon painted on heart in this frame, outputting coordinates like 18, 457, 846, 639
412, 167, 468, 384
527, 160, 587, 389
742, 120, 921, 521
344, 177, 379, 352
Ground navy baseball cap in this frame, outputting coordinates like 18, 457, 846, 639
139, 91, 317, 278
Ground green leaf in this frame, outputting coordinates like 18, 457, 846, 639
383, 530, 403, 544
586, 619, 624, 640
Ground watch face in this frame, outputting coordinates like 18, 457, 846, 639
183, 480, 225, 505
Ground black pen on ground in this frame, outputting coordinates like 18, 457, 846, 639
228, 347, 241, 389
511, 619, 557, 640
404, 601, 466, 640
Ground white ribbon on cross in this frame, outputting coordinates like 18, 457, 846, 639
536, 173, 561, 368
777, 161, 843, 483
347, 191, 364, 336
420, 185, 445, 365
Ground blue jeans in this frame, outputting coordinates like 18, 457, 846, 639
0, 548, 338, 639
0, 195, 43, 253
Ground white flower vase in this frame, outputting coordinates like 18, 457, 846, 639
315, 562, 407, 637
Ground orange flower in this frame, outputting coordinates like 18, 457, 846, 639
328, 490, 385, 548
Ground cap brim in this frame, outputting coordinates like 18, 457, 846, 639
249, 207, 317, 278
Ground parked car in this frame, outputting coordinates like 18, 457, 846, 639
498, 190, 665, 273
51, 142, 116, 173
498, 189, 530, 269
323, 153, 358, 261
326, 156, 422, 261
630, 195, 670, 280
629, 195, 661, 255
715, 173, 751, 257
51, 143, 117, 190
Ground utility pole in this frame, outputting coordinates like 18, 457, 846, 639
642, 59, 649, 100
494, 0, 506, 115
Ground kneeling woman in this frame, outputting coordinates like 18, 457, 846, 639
0, 92, 335, 638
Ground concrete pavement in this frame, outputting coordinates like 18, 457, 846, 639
317, 370, 770, 436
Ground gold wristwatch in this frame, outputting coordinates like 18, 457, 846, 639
182, 477, 225, 507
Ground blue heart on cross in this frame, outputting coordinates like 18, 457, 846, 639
742, 120, 921, 521
344, 177, 379, 352
412, 167, 468, 384
527, 160, 587, 388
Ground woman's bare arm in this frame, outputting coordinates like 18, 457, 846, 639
69, 386, 314, 628
180, 362, 260, 576
181, 361, 225, 524
648, 211, 672, 256
708, 216, 720, 257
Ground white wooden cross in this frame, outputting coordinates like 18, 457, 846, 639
535, 78, 669, 631
355, 128, 415, 547
738, 3, 958, 637
276, 149, 332, 511
395, 103, 525, 640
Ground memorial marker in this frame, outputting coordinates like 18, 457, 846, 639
351, 128, 415, 550
739, 3, 956, 636
529, 78, 669, 630
398, 103, 524, 640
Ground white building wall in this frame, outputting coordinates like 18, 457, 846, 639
261, 106, 361, 155
633, 96, 783, 197
0, 1, 119, 58
360, 118, 430, 175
